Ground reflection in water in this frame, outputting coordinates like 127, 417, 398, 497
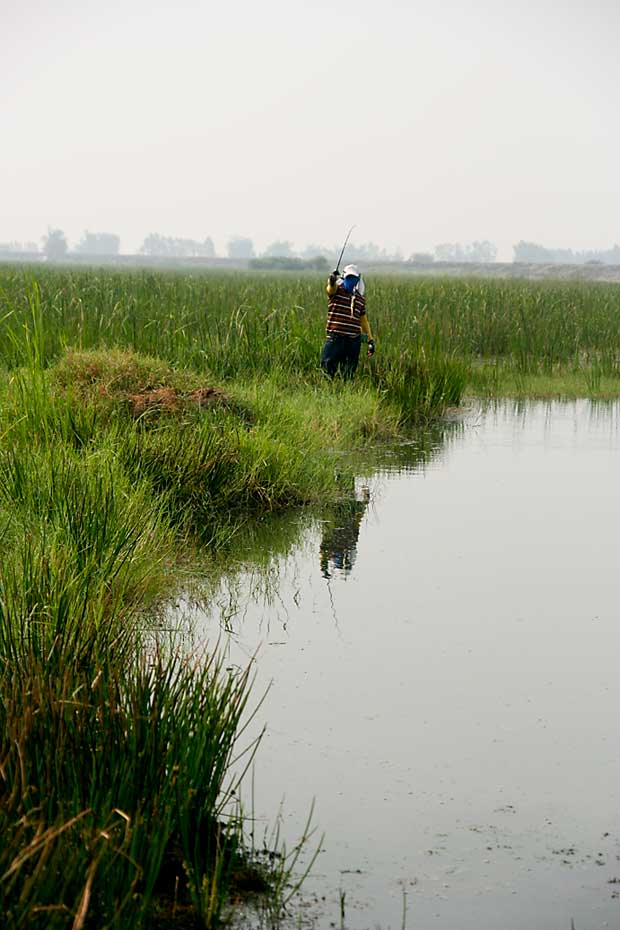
316, 419, 458, 584
182, 400, 620, 930
177, 420, 459, 638
320, 487, 370, 580
354, 415, 462, 478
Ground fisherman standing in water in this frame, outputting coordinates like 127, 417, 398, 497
321, 263, 376, 379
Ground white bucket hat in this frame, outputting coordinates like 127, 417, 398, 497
342, 263, 365, 296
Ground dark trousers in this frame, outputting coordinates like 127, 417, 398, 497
320, 334, 361, 380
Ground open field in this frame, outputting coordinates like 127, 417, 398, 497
5, 254, 620, 285
2, 265, 620, 399
1, 265, 620, 927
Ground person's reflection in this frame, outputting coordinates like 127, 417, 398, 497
320, 487, 370, 580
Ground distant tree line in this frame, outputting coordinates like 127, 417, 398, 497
0, 240, 39, 253
249, 255, 329, 272
43, 228, 69, 260
413, 241, 620, 265
298, 241, 404, 263
76, 232, 120, 255
6, 230, 620, 267
432, 241, 498, 263
406, 242, 497, 264
224, 238, 406, 263
0, 230, 499, 265
513, 241, 620, 265
140, 234, 215, 257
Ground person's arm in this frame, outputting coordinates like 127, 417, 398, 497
326, 270, 340, 296
361, 314, 376, 356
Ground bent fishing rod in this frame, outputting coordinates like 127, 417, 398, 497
334, 225, 356, 276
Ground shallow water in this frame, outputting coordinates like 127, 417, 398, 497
181, 400, 620, 930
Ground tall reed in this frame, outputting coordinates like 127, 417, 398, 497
0, 646, 258, 928
0, 280, 331, 927
2, 266, 620, 377
0, 267, 473, 418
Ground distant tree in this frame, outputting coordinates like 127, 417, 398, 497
435, 241, 497, 263
198, 237, 216, 258
337, 241, 403, 263
564, 246, 613, 264
300, 243, 333, 261
513, 241, 552, 263
299, 241, 404, 264
434, 243, 465, 262
227, 236, 255, 259
42, 228, 68, 260
305, 255, 329, 271
465, 240, 497, 263
514, 241, 620, 265
347, 241, 384, 261
140, 234, 216, 257
0, 240, 40, 256
410, 252, 434, 264
263, 240, 294, 258
304, 255, 329, 271
75, 231, 120, 255
140, 234, 165, 256
0, 241, 36, 253
551, 249, 575, 264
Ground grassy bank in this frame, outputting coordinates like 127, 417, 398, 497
2, 265, 619, 925
0, 331, 397, 926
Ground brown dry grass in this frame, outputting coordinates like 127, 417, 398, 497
129, 385, 226, 417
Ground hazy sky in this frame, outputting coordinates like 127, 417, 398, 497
3, 0, 619, 259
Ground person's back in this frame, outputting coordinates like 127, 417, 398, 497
321, 263, 375, 379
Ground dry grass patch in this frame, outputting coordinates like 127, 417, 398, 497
52, 348, 232, 420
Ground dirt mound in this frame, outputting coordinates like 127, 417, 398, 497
129, 385, 227, 417
187, 386, 222, 405
51, 349, 237, 421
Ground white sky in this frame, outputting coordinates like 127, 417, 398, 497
3, 0, 619, 259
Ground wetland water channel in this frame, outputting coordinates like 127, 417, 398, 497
175, 400, 620, 930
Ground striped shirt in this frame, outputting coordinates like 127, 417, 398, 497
326, 285, 366, 337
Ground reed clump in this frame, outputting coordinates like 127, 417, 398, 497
4, 263, 620, 402
0, 266, 470, 419
0, 307, 340, 925
0, 643, 265, 929
367, 348, 469, 422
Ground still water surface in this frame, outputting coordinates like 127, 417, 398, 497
182, 401, 620, 929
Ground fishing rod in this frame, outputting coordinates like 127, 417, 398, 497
334, 225, 356, 276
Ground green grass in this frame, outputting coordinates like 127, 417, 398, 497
2, 266, 620, 402
0, 314, 347, 926
0, 644, 266, 929
0, 268, 470, 421
0, 281, 402, 927
2, 264, 620, 926
468, 361, 620, 399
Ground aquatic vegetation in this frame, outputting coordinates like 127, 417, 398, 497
0, 266, 470, 419
0, 631, 290, 929
2, 266, 620, 404
0, 287, 390, 926
2, 264, 618, 924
